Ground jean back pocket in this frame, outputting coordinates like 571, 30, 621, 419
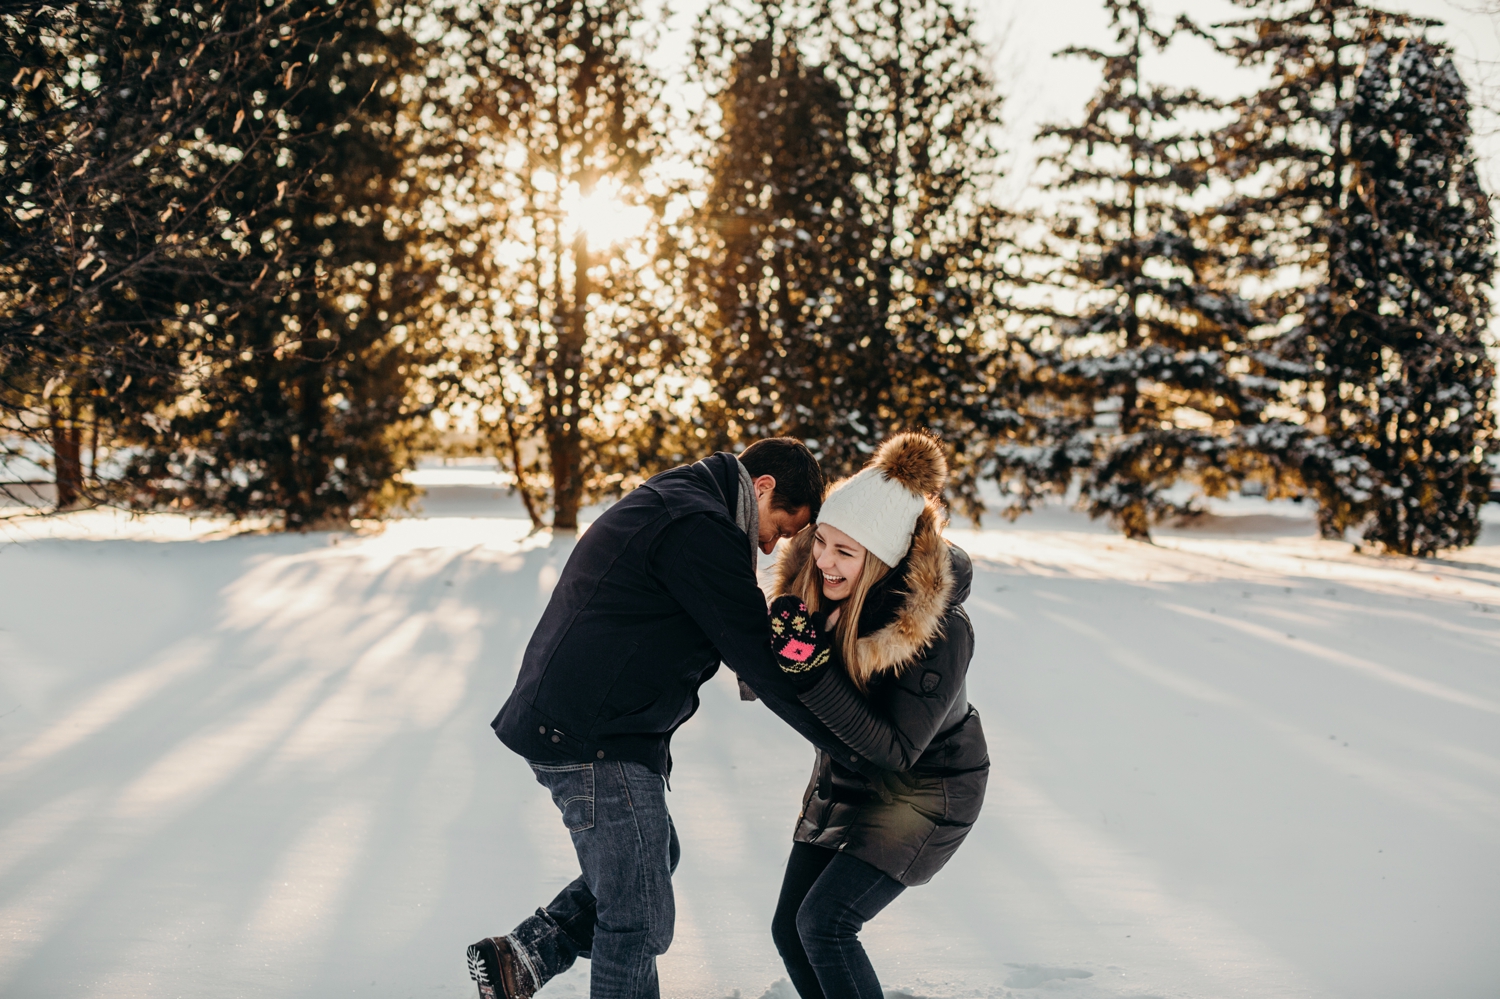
530, 762, 595, 833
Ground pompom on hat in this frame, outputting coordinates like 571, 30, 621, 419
816, 432, 948, 567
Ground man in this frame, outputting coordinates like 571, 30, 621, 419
468, 439, 886, 999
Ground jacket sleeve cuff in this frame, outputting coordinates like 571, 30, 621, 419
783, 658, 830, 691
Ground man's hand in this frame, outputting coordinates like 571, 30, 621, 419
769, 595, 834, 681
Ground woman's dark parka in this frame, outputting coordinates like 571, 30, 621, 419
772, 499, 989, 886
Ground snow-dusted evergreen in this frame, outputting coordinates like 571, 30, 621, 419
423, 0, 682, 532
5, 0, 1494, 553
1213, 0, 1497, 554
689, 0, 1012, 497
990, 1, 1278, 540
1, 0, 429, 522
689, 4, 876, 465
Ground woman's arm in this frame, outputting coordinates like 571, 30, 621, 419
796, 612, 974, 771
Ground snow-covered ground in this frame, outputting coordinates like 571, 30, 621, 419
1, 478, 1497, 999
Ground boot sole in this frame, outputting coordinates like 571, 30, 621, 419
466, 942, 498, 999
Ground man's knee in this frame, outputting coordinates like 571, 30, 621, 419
650, 888, 676, 955
593, 918, 674, 960
594, 879, 674, 956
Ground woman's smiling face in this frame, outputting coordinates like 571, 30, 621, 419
813, 523, 865, 601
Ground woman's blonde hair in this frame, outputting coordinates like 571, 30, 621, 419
789, 533, 891, 692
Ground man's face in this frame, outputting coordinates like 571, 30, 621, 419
752, 475, 812, 555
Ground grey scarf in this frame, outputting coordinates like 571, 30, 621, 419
735, 457, 761, 702
734, 458, 759, 573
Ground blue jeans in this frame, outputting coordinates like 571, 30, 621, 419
507, 760, 680, 999
771, 843, 906, 999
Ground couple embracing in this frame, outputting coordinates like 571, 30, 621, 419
468, 433, 990, 999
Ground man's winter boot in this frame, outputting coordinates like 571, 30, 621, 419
467, 936, 535, 999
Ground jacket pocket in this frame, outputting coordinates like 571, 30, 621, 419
530, 762, 595, 833
596, 675, 661, 724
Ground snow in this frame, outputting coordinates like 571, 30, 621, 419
2, 481, 1498, 999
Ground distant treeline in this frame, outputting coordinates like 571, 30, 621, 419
1, 0, 1494, 554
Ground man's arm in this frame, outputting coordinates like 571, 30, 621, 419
652, 515, 890, 779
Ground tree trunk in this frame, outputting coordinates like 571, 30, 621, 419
290, 367, 329, 529
549, 231, 589, 532
50, 404, 83, 510
87, 407, 99, 483
498, 384, 545, 532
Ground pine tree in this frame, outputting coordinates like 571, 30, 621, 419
689, 0, 1012, 498
1, 0, 427, 523
420, 0, 681, 532
688, 4, 873, 463
2, 0, 294, 508
115, 0, 430, 527
1215, 0, 1496, 554
991, 0, 1278, 540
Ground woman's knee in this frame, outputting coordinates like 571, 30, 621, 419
794, 895, 848, 955
771, 904, 802, 959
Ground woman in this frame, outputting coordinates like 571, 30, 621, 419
765, 431, 989, 999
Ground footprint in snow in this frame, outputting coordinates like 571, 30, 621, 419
1002, 964, 1094, 988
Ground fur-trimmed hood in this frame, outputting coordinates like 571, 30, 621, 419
773, 496, 965, 687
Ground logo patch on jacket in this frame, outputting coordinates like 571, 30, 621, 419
920, 670, 941, 694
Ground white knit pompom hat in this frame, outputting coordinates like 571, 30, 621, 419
817, 432, 948, 568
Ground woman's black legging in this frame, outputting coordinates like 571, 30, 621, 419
771, 843, 906, 999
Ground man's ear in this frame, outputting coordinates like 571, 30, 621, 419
753, 474, 777, 499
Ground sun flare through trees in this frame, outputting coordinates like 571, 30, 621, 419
2, 0, 1495, 552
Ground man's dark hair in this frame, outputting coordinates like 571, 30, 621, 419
739, 438, 825, 518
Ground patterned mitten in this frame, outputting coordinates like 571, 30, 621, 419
769, 595, 834, 682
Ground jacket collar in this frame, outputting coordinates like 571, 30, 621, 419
700, 451, 742, 519
772, 497, 956, 684
643, 452, 741, 523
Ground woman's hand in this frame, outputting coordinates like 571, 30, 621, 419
769, 595, 834, 682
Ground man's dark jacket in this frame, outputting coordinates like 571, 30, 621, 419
493, 453, 881, 779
